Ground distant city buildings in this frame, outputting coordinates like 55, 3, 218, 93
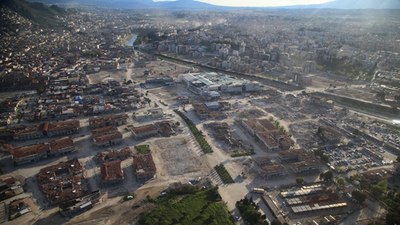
179, 72, 260, 96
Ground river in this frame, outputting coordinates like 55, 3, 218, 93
126, 34, 138, 46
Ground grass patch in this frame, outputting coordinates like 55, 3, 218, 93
135, 145, 150, 154
174, 110, 213, 153
214, 164, 234, 184
138, 188, 234, 225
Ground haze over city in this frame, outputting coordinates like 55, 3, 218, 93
157, 0, 333, 7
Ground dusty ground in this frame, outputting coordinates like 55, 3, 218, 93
63, 185, 166, 225
86, 70, 129, 84
153, 137, 207, 177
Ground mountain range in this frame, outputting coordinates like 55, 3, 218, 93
25, 0, 400, 9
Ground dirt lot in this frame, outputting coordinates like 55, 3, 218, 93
63, 185, 166, 225
152, 137, 209, 177
87, 70, 129, 84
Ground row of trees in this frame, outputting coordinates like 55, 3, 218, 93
214, 164, 234, 184
174, 110, 213, 153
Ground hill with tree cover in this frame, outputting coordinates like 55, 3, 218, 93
1, 0, 65, 26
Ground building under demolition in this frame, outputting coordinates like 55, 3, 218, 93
255, 149, 322, 179
240, 119, 294, 151
100, 160, 124, 185
130, 120, 177, 140
37, 159, 89, 205
132, 153, 156, 182
280, 184, 348, 216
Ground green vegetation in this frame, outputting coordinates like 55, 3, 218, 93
214, 164, 234, 184
139, 188, 234, 225
336, 177, 345, 188
236, 198, 269, 225
316, 58, 375, 81
350, 173, 400, 225
314, 149, 330, 162
385, 191, 400, 225
230, 149, 255, 157
1, 0, 65, 26
320, 170, 333, 182
135, 145, 151, 154
351, 190, 367, 205
174, 110, 213, 153
296, 177, 304, 185
370, 180, 388, 199
270, 118, 288, 134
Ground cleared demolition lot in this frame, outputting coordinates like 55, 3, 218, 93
87, 70, 128, 84
152, 137, 209, 177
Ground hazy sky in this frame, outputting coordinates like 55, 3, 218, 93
154, 0, 334, 7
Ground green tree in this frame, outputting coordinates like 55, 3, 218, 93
320, 171, 333, 182
296, 177, 304, 185
337, 177, 345, 187
351, 190, 367, 204
271, 219, 282, 225
386, 191, 400, 225
371, 180, 387, 199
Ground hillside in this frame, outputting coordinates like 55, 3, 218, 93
0, 0, 65, 26
322, 0, 400, 9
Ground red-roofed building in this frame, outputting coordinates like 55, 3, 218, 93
43, 120, 80, 137
132, 153, 156, 182
12, 125, 44, 141
89, 114, 128, 129
48, 137, 75, 156
37, 159, 87, 205
100, 160, 124, 185
241, 119, 293, 151
130, 121, 177, 140
97, 147, 131, 162
11, 143, 49, 165
93, 132, 123, 147
131, 124, 158, 140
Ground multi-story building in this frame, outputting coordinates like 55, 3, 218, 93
132, 153, 156, 182
11, 143, 48, 165
43, 120, 80, 137
89, 114, 128, 129
100, 160, 124, 185
12, 125, 44, 141
48, 137, 76, 156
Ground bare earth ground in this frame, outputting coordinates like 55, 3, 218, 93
86, 70, 128, 84
153, 137, 206, 177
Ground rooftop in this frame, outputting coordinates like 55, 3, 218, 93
101, 160, 124, 182
133, 153, 156, 178
44, 120, 80, 132
93, 131, 122, 143
89, 114, 128, 127
49, 137, 74, 152
12, 143, 48, 159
